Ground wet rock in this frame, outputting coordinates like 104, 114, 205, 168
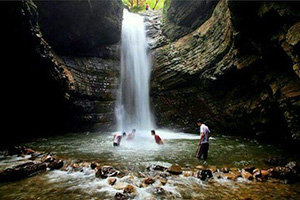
41, 153, 56, 163
0, 162, 46, 182
24, 148, 35, 155
144, 177, 155, 185
221, 167, 230, 173
113, 182, 128, 190
123, 185, 136, 194
196, 165, 205, 170
242, 169, 253, 180
197, 170, 213, 181
151, 187, 165, 195
244, 167, 256, 174
29, 152, 45, 161
115, 192, 129, 200
261, 170, 269, 180
90, 162, 100, 170
147, 164, 167, 171
108, 178, 117, 186
167, 164, 182, 175
159, 178, 167, 185
183, 171, 194, 177
210, 166, 217, 173
48, 160, 64, 170
252, 169, 262, 180
223, 173, 239, 181
157, 171, 171, 178
96, 166, 120, 178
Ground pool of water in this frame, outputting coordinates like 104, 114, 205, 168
0, 130, 299, 199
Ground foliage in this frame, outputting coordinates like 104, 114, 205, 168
122, 0, 165, 12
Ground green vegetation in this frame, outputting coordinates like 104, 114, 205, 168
122, 0, 165, 13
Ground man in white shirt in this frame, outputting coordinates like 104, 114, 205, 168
196, 119, 210, 160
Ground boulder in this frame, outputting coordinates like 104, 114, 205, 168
48, 160, 64, 170
167, 164, 182, 175
242, 169, 253, 180
0, 162, 46, 182
96, 166, 119, 178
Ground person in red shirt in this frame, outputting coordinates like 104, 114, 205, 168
151, 130, 164, 145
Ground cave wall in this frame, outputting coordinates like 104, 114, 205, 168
1, 0, 123, 144
151, 0, 300, 147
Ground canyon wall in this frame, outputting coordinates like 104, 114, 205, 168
150, 0, 300, 147
1, 0, 123, 143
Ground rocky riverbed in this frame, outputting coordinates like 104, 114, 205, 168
1, 132, 299, 199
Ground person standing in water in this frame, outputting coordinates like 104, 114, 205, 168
151, 130, 164, 145
145, 3, 149, 10
127, 129, 136, 141
196, 119, 210, 160
113, 132, 126, 147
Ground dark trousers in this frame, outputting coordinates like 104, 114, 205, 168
197, 143, 209, 160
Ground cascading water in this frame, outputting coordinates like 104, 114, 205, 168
116, 9, 155, 132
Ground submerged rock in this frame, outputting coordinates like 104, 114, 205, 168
0, 162, 46, 182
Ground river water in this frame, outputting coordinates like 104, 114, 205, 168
0, 130, 299, 199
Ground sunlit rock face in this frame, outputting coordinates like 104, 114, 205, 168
1, 0, 122, 144
150, 0, 300, 147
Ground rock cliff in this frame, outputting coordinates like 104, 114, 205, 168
150, 0, 300, 148
1, 0, 123, 143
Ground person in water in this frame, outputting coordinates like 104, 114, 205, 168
113, 132, 126, 147
151, 130, 164, 145
145, 3, 149, 10
127, 129, 136, 140
196, 119, 210, 160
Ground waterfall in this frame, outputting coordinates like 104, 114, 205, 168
116, 9, 154, 132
